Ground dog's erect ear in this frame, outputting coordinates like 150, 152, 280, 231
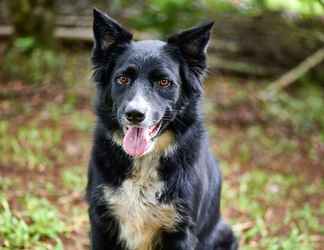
167, 22, 214, 60
93, 8, 133, 50
167, 22, 213, 95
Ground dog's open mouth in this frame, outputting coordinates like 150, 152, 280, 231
122, 122, 161, 157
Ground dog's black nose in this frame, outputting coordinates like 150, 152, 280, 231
125, 110, 145, 123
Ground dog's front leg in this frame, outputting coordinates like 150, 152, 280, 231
89, 203, 123, 250
160, 228, 198, 250
90, 220, 124, 250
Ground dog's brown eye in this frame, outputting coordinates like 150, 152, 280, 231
158, 79, 171, 88
116, 76, 130, 85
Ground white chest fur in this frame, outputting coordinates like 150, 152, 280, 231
103, 155, 179, 250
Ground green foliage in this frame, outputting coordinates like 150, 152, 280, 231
0, 194, 65, 250
0, 120, 62, 169
122, 0, 244, 35
3, 0, 56, 84
223, 0, 324, 15
261, 228, 314, 250
222, 168, 319, 249
124, 0, 206, 36
62, 166, 86, 193
14, 37, 37, 53
2, 37, 61, 84
7, 0, 55, 48
264, 85, 324, 133
0, 175, 19, 192
69, 111, 94, 132
122, 0, 324, 35
261, 0, 324, 15
1, 45, 90, 86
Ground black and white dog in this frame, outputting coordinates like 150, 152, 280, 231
87, 8, 238, 250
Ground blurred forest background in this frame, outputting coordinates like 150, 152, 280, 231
0, 0, 323, 249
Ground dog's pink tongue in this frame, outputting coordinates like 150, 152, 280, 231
123, 127, 150, 157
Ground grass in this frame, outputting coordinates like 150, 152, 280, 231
0, 69, 323, 249
0, 120, 63, 170
221, 168, 321, 249
0, 194, 65, 250
62, 166, 87, 193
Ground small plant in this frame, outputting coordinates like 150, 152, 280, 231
0, 120, 63, 169
0, 194, 65, 250
2, 37, 61, 84
264, 86, 324, 134
62, 166, 86, 193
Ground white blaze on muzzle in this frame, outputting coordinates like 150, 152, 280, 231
126, 94, 150, 118
122, 92, 161, 157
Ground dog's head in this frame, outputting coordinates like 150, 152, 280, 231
92, 9, 213, 157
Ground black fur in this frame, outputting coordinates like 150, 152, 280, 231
87, 8, 238, 250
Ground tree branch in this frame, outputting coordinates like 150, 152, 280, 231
259, 46, 324, 99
